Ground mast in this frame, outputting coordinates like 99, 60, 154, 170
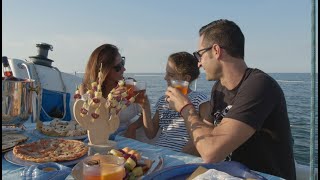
309, 0, 316, 179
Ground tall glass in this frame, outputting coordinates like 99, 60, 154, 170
133, 81, 146, 104
83, 155, 125, 180
124, 79, 135, 100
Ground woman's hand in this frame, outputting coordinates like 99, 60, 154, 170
165, 86, 191, 112
137, 94, 151, 109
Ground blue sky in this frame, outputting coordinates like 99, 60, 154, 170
2, 0, 318, 73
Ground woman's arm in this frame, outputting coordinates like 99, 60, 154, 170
140, 95, 160, 139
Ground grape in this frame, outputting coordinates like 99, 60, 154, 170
74, 94, 81, 99
91, 113, 99, 119
115, 96, 121, 102
118, 149, 126, 154
92, 98, 100, 104
123, 171, 129, 180
130, 154, 138, 163
123, 153, 131, 160
80, 107, 88, 114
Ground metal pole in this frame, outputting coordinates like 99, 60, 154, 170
309, 0, 316, 179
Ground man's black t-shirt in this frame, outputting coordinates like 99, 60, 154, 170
208, 68, 296, 180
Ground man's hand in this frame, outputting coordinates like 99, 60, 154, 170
182, 140, 200, 157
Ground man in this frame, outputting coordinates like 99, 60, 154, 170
165, 19, 296, 179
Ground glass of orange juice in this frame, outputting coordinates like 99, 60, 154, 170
83, 155, 125, 180
170, 80, 189, 95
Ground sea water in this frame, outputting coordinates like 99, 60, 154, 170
125, 73, 318, 168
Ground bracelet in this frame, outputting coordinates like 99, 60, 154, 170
179, 103, 193, 116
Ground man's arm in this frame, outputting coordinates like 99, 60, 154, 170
166, 87, 255, 163
182, 106, 255, 162
182, 101, 210, 156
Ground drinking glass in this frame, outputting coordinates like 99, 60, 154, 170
171, 80, 189, 95
83, 155, 125, 180
133, 81, 146, 104
124, 79, 135, 100
162, 80, 189, 108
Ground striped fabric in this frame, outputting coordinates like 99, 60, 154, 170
154, 91, 209, 152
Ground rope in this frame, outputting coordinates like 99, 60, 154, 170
309, 0, 316, 179
29, 62, 67, 121
27, 62, 42, 124
51, 66, 67, 120
52, 66, 67, 93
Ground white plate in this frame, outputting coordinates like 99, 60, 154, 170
71, 151, 163, 180
32, 129, 87, 140
4, 150, 88, 166
2, 131, 29, 153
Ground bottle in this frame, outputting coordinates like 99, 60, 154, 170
2, 56, 16, 80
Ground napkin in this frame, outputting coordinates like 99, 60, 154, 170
192, 168, 243, 180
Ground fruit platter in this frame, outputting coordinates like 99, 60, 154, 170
71, 147, 163, 180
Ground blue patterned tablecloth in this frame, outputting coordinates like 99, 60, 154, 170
2, 123, 284, 180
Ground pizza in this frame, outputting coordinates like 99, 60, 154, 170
38, 118, 87, 137
2, 132, 28, 152
13, 139, 88, 163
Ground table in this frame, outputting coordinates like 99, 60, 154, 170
2, 123, 284, 180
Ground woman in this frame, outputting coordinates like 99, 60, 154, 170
139, 51, 210, 155
82, 44, 142, 139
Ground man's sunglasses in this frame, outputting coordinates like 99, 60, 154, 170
193, 45, 225, 62
193, 46, 212, 62
113, 57, 126, 72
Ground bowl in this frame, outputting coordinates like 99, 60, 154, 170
21, 162, 71, 180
